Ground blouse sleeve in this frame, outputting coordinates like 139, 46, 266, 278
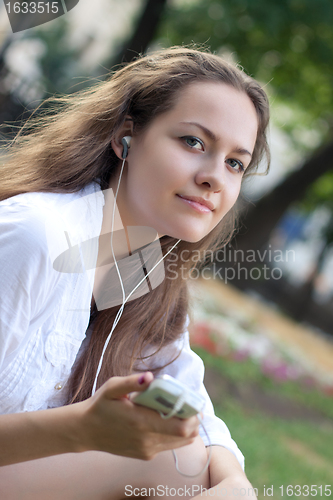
142, 318, 245, 470
0, 202, 64, 370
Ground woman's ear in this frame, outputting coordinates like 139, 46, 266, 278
111, 116, 134, 160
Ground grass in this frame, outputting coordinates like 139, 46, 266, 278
217, 402, 333, 496
195, 346, 333, 419
194, 347, 333, 499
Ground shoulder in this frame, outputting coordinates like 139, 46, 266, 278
0, 182, 104, 254
0, 184, 103, 357
0, 196, 49, 265
0, 181, 103, 221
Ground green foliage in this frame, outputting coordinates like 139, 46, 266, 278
195, 347, 333, 495
159, 0, 333, 125
217, 402, 333, 496
24, 18, 82, 96
302, 171, 333, 209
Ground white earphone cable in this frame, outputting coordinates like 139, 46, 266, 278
91, 156, 181, 396
158, 395, 212, 477
91, 157, 127, 396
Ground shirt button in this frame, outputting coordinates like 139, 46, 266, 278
54, 383, 63, 391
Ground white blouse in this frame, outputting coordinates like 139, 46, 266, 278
0, 182, 244, 469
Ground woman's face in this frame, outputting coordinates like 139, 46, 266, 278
111, 81, 258, 243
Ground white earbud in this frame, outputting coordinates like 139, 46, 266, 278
121, 136, 131, 159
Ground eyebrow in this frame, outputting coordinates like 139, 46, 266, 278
180, 121, 253, 158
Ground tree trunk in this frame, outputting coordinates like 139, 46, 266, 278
107, 0, 168, 67
291, 241, 328, 320
234, 139, 333, 252
0, 0, 169, 128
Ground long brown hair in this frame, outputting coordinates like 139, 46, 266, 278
0, 47, 270, 403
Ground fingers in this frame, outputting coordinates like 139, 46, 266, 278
86, 374, 202, 460
101, 372, 154, 400
100, 373, 200, 435
126, 416, 199, 460
159, 414, 199, 438
134, 404, 200, 441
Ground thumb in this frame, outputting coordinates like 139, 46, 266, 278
103, 372, 154, 400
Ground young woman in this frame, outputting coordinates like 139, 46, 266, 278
0, 47, 269, 499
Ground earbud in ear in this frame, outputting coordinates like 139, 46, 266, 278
121, 136, 132, 159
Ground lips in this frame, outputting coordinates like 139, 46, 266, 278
177, 194, 215, 211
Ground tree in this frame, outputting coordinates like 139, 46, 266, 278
0, 18, 81, 135
109, 0, 168, 67
159, 0, 333, 123
289, 170, 333, 319
234, 140, 333, 253
0, 0, 169, 134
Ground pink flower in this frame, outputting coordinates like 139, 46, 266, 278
232, 349, 250, 362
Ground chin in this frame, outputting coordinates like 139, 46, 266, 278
165, 229, 207, 244
158, 219, 212, 243
185, 235, 207, 244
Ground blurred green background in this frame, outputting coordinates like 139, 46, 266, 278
0, 0, 332, 496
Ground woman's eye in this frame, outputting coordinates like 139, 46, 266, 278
226, 158, 245, 173
181, 136, 204, 150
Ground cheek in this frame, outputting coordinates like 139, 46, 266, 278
137, 148, 190, 192
217, 180, 241, 219
127, 158, 171, 208
230, 181, 242, 204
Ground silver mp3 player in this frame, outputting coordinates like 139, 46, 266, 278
131, 374, 205, 419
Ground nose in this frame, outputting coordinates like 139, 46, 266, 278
194, 156, 226, 192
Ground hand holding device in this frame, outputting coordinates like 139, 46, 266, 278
79, 372, 200, 461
